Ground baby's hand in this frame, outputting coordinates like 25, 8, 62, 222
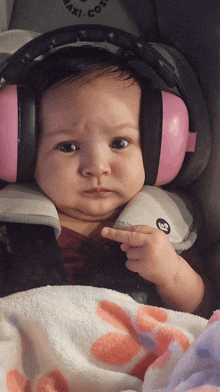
101, 225, 181, 286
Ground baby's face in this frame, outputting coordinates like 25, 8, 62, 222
35, 72, 145, 222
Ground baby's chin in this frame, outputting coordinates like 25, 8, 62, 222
58, 204, 125, 223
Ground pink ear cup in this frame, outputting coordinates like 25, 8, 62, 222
156, 91, 195, 186
0, 85, 18, 182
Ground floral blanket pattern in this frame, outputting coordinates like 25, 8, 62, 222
0, 285, 219, 391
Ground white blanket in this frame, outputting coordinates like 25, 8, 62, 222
0, 285, 219, 392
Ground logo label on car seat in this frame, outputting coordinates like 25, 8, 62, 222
156, 219, 171, 234
62, 0, 110, 18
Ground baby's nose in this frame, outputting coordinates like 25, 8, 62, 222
80, 150, 111, 177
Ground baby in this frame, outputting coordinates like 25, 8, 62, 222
25, 45, 213, 317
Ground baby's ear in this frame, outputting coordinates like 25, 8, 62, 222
113, 185, 201, 254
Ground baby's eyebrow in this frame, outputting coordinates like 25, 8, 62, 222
44, 123, 139, 139
108, 123, 139, 131
44, 129, 76, 139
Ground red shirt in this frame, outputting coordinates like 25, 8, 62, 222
57, 226, 163, 308
57, 226, 98, 285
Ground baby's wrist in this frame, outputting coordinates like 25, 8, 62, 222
155, 257, 205, 313
151, 255, 183, 289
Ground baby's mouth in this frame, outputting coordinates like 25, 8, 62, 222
84, 188, 111, 194
84, 188, 112, 198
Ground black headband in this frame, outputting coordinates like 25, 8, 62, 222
0, 24, 179, 90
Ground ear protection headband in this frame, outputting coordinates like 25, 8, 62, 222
0, 24, 212, 186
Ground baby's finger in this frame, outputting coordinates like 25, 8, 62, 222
126, 246, 143, 260
101, 226, 149, 247
125, 259, 141, 273
120, 243, 130, 252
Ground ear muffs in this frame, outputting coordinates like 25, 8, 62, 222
140, 89, 191, 186
138, 43, 212, 187
157, 92, 193, 185
0, 84, 36, 183
0, 25, 212, 186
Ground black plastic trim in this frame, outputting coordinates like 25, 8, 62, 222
140, 88, 162, 185
17, 85, 36, 183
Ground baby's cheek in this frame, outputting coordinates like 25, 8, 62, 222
35, 160, 58, 194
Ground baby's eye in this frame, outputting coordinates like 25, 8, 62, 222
111, 138, 130, 149
57, 142, 78, 153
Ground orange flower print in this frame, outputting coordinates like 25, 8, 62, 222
135, 305, 168, 333
7, 369, 31, 392
90, 300, 170, 380
6, 369, 68, 392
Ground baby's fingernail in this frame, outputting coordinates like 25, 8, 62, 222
120, 243, 127, 251
102, 227, 109, 236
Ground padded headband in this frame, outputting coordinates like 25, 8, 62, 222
0, 25, 178, 87
0, 24, 212, 186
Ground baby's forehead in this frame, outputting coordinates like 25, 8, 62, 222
39, 72, 141, 140
41, 72, 141, 113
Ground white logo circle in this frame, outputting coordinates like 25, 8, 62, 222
156, 219, 171, 234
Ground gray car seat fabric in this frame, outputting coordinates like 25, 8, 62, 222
0, 0, 14, 31
0, 184, 61, 238
0, 29, 40, 68
6, 0, 141, 36
1, 0, 159, 40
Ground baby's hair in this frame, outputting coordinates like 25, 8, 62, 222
27, 45, 145, 95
